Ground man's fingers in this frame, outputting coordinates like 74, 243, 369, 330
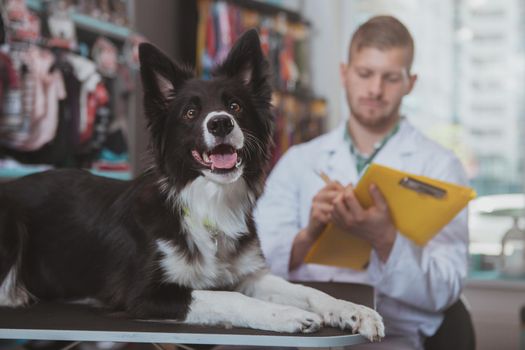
369, 184, 388, 211
312, 202, 334, 223
333, 193, 353, 223
343, 186, 365, 221
316, 188, 344, 204
331, 180, 345, 191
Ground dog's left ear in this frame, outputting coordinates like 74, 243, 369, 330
139, 43, 194, 160
214, 29, 271, 97
139, 43, 193, 116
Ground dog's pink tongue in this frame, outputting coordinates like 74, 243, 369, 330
210, 152, 237, 169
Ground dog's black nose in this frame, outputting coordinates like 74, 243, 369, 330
207, 115, 234, 137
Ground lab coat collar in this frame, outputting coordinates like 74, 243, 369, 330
318, 120, 357, 182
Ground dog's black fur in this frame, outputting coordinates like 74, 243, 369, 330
0, 29, 273, 320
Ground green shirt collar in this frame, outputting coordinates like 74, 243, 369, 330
344, 118, 402, 174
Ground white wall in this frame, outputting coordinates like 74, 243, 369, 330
300, 0, 346, 129
275, 0, 457, 134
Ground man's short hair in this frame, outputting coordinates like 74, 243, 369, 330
348, 15, 414, 70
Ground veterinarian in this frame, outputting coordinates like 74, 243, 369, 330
255, 15, 469, 350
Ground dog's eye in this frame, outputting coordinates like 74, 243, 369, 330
229, 102, 241, 113
185, 109, 197, 119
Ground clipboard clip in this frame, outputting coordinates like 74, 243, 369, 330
399, 177, 447, 199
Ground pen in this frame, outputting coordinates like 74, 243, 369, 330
316, 170, 331, 184
316, 171, 353, 190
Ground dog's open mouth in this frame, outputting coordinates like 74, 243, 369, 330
192, 144, 242, 173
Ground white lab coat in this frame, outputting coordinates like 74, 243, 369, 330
254, 118, 469, 349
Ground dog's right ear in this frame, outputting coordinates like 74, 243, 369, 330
138, 43, 193, 122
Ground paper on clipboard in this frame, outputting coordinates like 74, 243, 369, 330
304, 163, 476, 270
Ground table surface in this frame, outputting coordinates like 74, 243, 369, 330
468, 269, 525, 290
0, 282, 374, 348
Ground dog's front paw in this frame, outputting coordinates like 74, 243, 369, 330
283, 307, 323, 333
320, 301, 385, 341
261, 307, 323, 333
352, 305, 385, 342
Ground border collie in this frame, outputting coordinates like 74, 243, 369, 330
0, 29, 384, 341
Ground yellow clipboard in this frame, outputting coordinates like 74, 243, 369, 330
304, 163, 477, 270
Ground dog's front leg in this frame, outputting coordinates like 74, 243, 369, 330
237, 272, 385, 341
183, 290, 322, 333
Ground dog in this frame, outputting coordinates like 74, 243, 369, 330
0, 29, 384, 341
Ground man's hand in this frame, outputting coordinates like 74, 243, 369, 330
305, 181, 345, 240
332, 184, 397, 262
289, 181, 344, 270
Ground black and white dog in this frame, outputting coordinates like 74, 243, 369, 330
0, 30, 384, 340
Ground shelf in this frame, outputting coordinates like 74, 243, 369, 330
89, 169, 132, 180
70, 13, 131, 40
26, 0, 131, 41
224, 0, 310, 26
0, 167, 50, 179
26, 0, 43, 12
468, 269, 525, 291
0, 167, 131, 181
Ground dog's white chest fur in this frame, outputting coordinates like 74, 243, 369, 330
179, 176, 254, 239
157, 176, 265, 289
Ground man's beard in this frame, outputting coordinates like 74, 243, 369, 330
349, 99, 402, 132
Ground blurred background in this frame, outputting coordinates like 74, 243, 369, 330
0, 0, 524, 349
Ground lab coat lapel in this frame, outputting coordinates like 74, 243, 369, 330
319, 122, 359, 185
373, 119, 417, 172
